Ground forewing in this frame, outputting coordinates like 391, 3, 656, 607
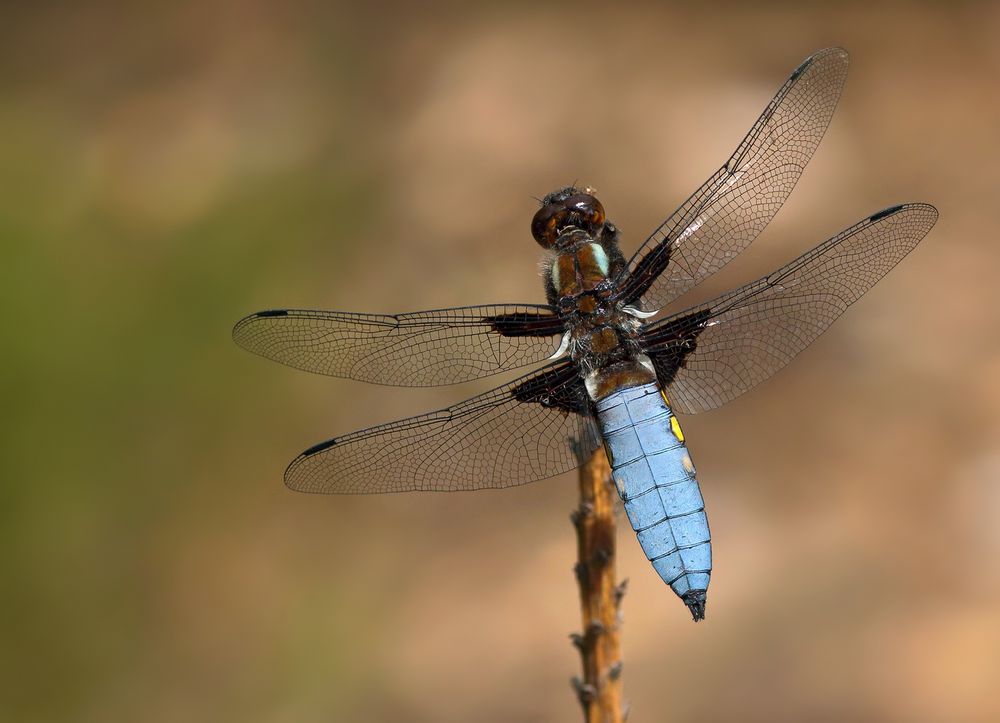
641, 204, 938, 414
233, 304, 564, 387
622, 47, 850, 309
284, 361, 598, 493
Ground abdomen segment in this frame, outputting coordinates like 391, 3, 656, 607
595, 382, 711, 621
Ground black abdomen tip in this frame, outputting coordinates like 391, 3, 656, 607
683, 590, 707, 622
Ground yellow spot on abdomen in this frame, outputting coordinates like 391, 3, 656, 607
670, 415, 685, 443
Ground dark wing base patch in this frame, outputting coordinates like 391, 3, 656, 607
511, 362, 591, 416
641, 309, 713, 387
484, 310, 565, 337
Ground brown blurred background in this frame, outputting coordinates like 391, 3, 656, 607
3, 1, 999, 721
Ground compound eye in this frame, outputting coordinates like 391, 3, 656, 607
563, 193, 606, 231
531, 204, 566, 248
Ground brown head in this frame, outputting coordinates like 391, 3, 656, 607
530, 186, 606, 249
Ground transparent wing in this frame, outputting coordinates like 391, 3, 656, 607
284, 361, 599, 494
233, 304, 564, 387
621, 47, 850, 310
641, 203, 938, 414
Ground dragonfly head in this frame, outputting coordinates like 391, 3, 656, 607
531, 186, 606, 249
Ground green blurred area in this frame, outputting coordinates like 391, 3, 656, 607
2, 2, 999, 721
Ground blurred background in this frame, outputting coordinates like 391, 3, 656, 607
3, 1, 999, 721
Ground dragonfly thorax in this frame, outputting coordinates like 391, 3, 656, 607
533, 195, 653, 400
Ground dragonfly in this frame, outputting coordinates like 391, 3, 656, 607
234, 48, 937, 622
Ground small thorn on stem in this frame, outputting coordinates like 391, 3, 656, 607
615, 579, 629, 605
571, 676, 597, 704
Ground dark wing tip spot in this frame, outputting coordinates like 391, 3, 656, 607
792, 47, 848, 81
233, 309, 288, 343
303, 438, 337, 456
869, 204, 905, 223
790, 57, 812, 81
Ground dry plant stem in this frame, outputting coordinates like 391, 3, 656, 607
571, 446, 626, 723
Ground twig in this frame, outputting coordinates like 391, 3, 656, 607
570, 445, 625, 723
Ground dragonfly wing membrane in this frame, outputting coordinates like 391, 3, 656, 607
642, 203, 938, 414
623, 47, 850, 309
285, 361, 599, 493
233, 304, 564, 387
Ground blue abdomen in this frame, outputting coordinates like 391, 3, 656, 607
595, 382, 711, 621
